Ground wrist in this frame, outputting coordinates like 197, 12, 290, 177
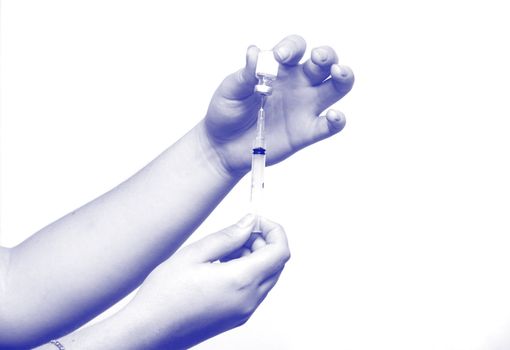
113, 298, 184, 350
193, 120, 248, 180
42, 307, 140, 350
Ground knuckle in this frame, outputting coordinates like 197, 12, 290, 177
235, 69, 248, 85
225, 290, 258, 324
272, 222, 285, 233
172, 247, 190, 263
236, 299, 257, 320
282, 249, 291, 264
236, 317, 250, 327
221, 227, 239, 241
275, 246, 291, 267
229, 273, 253, 289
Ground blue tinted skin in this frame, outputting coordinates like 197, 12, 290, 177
0, 35, 354, 349
40, 216, 290, 350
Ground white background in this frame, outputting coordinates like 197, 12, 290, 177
1, 1, 510, 349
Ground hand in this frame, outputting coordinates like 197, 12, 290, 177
124, 215, 290, 349
203, 34, 355, 176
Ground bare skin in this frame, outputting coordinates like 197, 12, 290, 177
0, 34, 354, 348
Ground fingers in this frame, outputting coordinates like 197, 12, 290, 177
219, 232, 265, 263
250, 233, 266, 251
257, 217, 289, 246
219, 35, 306, 99
258, 270, 283, 298
228, 217, 291, 282
220, 247, 251, 263
273, 34, 307, 67
218, 45, 260, 100
188, 214, 255, 263
303, 46, 339, 85
315, 64, 355, 114
305, 109, 347, 145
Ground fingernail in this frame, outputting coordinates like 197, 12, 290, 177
276, 46, 290, 61
335, 65, 349, 78
237, 214, 255, 228
327, 110, 340, 122
315, 48, 328, 62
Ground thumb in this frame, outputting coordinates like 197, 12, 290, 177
189, 215, 255, 263
218, 45, 259, 100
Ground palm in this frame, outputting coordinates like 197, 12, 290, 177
265, 68, 322, 155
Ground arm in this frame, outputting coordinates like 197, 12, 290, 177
0, 34, 354, 347
0, 123, 238, 347
33, 216, 290, 350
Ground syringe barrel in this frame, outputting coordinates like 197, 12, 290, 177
250, 50, 278, 234
250, 147, 265, 233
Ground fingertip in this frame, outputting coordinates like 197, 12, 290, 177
258, 217, 288, 247
274, 46, 291, 62
223, 214, 256, 244
236, 214, 256, 230
313, 64, 355, 113
311, 46, 338, 66
258, 216, 284, 232
191, 217, 256, 263
312, 48, 328, 64
242, 46, 260, 86
250, 235, 266, 252
326, 109, 347, 131
273, 34, 307, 65
331, 64, 354, 83
242, 247, 252, 257
246, 45, 260, 68
286, 34, 306, 50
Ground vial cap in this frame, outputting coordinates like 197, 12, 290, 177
254, 84, 273, 95
255, 50, 279, 78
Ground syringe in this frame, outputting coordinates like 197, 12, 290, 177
250, 51, 279, 234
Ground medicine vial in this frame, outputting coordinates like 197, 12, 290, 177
254, 50, 279, 96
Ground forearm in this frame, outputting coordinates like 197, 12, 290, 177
32, 301, 199, 350
2, 120, 244, 346
32, 306, 146, 350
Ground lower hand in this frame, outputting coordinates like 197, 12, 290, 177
124, 215, 290, 349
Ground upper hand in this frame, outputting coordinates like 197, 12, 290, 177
203, 34, 355, 176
